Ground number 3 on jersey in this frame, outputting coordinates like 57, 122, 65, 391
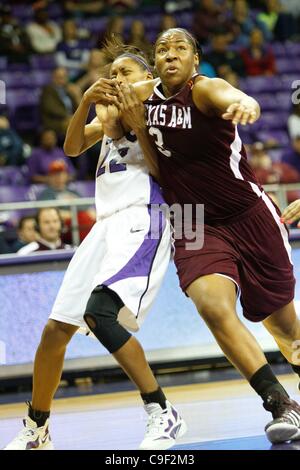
149, 127, 171, 157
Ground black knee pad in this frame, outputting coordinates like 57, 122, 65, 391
84, 285, 131, 353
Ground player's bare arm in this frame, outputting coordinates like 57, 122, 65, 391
116, 81, 161, 181
193, 77, 261, 126
64, 78, 119, 156
281, 199, 300, 225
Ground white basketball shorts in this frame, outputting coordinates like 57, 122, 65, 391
49, 205, 171, 333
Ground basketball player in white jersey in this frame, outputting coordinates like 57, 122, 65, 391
4, 41, 187, 451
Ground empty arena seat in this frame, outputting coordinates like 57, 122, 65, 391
0, 166, 28, 186
70, 181, 95, 198
258, 111, 289, 130
0, 185, 29, 203
255, 129, 290, 147
30, 55, 57, 70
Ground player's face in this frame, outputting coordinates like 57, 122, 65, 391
155, 32, 199, 95
38, 209, 61, 243
110, 57, 151, 85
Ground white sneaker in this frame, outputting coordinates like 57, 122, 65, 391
4, 416, 54, 450
139, 400, 187, 450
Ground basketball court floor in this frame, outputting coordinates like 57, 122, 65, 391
1, 372, 300, 450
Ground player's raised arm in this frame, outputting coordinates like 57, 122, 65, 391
64, 78, 118, 156
194, 77, 261, 126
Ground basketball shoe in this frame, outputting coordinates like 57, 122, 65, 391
4, 416, 54, 450
139, 400, 187, 450
264, 391, 300, 444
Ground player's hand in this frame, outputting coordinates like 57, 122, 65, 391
281, 199, 300, 225
83, 78, 118, 106
222, 102, 258, 126
116, 83, 147, 132
96, 103, 120, 124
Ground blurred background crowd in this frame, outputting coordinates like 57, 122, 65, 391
0, 0, 300, 254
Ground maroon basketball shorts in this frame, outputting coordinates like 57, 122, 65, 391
174, 195, 295, 322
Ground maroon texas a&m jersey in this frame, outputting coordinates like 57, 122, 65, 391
145, 75, 263, 225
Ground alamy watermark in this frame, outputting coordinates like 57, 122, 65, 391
291, 80, 300, 105
133, 203, 205, 251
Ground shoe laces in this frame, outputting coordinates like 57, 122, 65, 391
144, 405, 168, 436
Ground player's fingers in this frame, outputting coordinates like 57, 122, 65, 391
232, 106, 245, 125
247, 112, 257, 124
226, 103, 240, 115
221, 112, 234, 120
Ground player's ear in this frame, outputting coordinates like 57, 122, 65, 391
194, 53, 199, 70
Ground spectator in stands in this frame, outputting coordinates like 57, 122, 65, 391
63, 0, 105, 18
250, 141, 300, 184
206, 29, 245, 77
159, 14, 177, 32
0, 115, 25, 167
28, 129, 75, 184
74, 49, 106, 92
98, 15, 125, 46
56, 20, 90, 79
37, 160, 95, 241
128, 20, 152, 61
192, 0, 227, 44
230, 0, 271, 46
0, 5, 31, 63
240, 28, 276, 76
257, 0, 296, 41
288, 103, 300, 140
221, 69, 240, 88
11, 216, 38, 252
40, 67, 81, 137
107, 0, 138, 12
17, 208, 69, 254
26, 7, 62, 54
0, 231, 11, 254
282, 135, 300, 174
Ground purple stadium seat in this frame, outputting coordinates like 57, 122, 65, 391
70, 181, 95, 198
254, 93, 278, 111
0, 186, 29, 203
280, 75, 300, 96
11, 4, 33, 21
276, 91, 294, 111
268, 148, 283, 162
0, 57, 7, 71
255, 129, 290, 147
30, 71, 52, 88
0, 167, 28, 186
285, 42, 300, 57
30, 55, 57, 70
258, 111, 289, 130
272, 42, 287, 57
240, 76, 283, 94
6, 89, 41, 110
1, 72, 33, 89
276, 58, 300, 74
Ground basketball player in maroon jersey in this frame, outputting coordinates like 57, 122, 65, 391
114, 28, 300, 444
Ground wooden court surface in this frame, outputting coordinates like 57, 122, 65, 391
0, 373, 299, 450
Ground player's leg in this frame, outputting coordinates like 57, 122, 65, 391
4, 320, 78, 450
263, 301, 300, 381
186, 274, 269, 379
83, 284, 186, 450
32, 319, 79, 411
186, 274, 300, 443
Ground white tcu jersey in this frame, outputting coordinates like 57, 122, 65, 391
95, 132, 164, 219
